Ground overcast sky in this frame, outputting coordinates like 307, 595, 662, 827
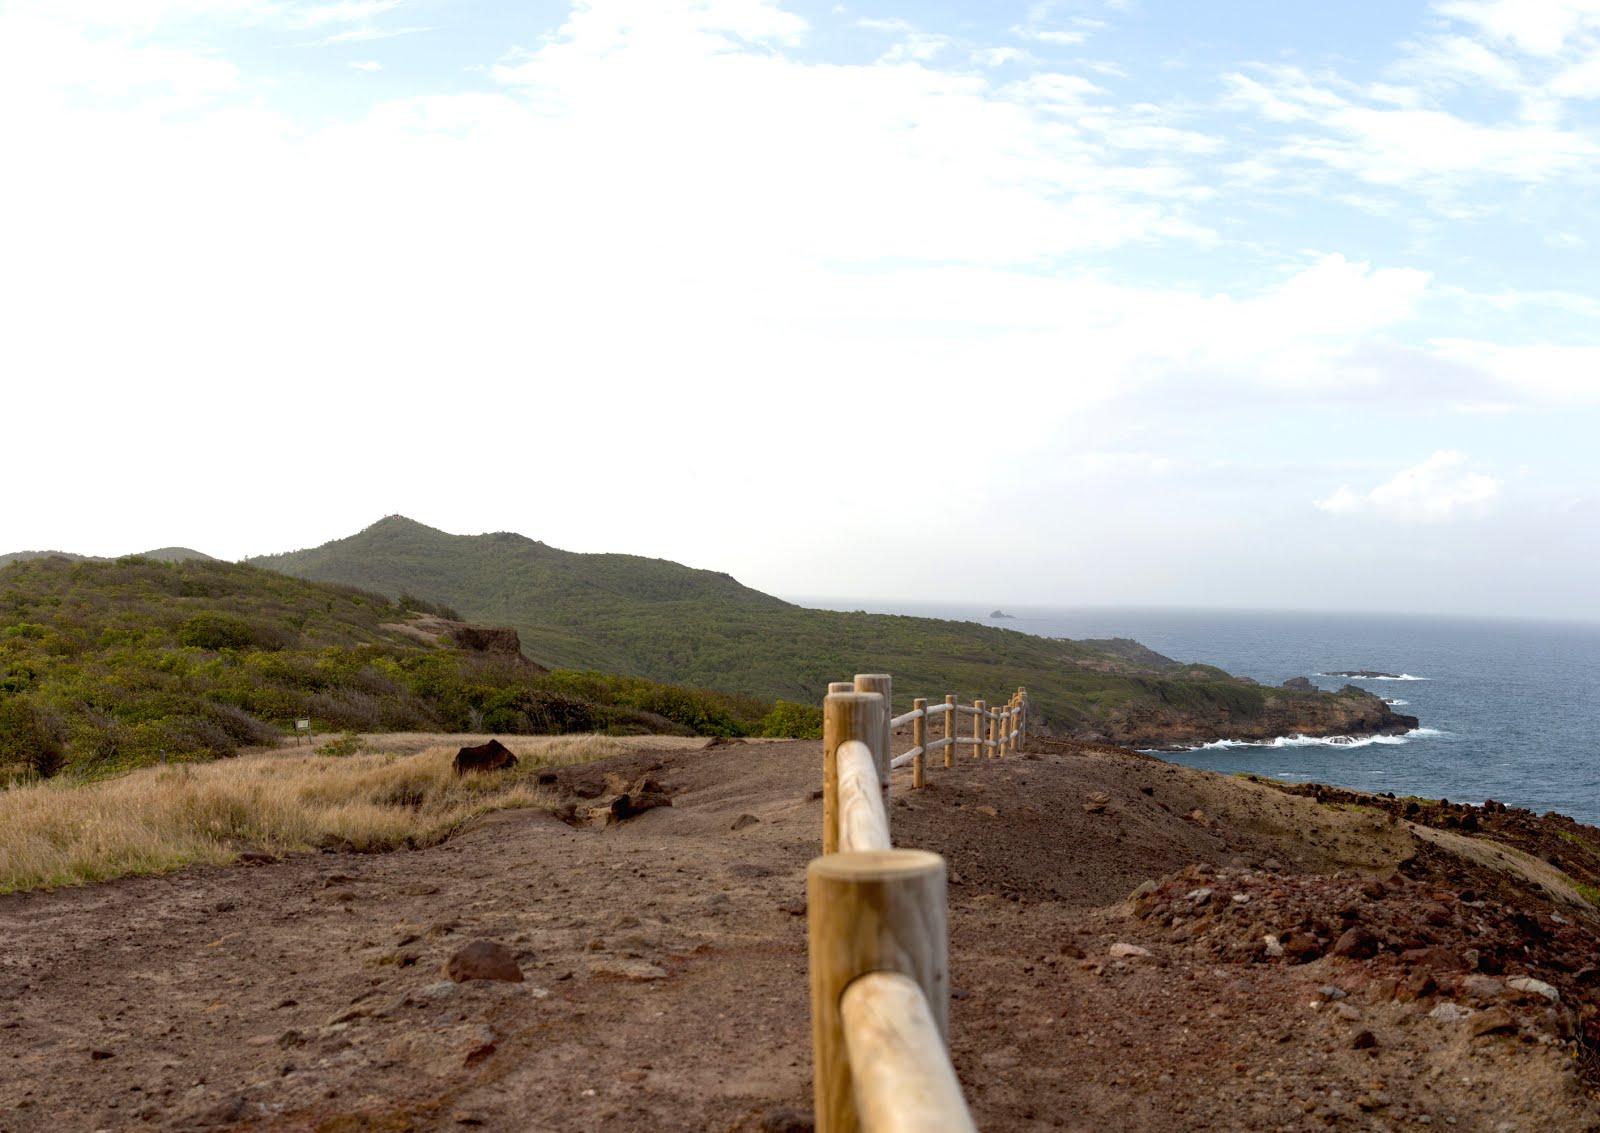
2, 0, 1597, 618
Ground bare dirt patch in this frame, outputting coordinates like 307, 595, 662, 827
2, 735, 1598, 1132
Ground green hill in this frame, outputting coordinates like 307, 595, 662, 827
0, 547, 214, 568
0, 555, 802, 781
249, 516, 1293, 730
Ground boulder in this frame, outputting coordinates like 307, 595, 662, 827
453, 739, 518, 776
1281, 676, 1316, 692
444, 940, 523, 983
1332, 927, 1379, 960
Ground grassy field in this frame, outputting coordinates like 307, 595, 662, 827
0, 734, 624, 894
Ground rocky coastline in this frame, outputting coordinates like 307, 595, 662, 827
1077, 678, 1420, 750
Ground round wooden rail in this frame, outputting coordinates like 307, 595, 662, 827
808, 850, 949, 1133
823, 692, 886, 855
841, 972, 977, 1133
854, 674, 893, 792
837, 740, 891, 853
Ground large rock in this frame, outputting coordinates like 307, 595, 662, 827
453, 739, 518, 776
1332, 927, 1379, 960
444, 940, 524, 983
586, 774, 674, 826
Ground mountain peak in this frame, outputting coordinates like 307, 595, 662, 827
363, 514, 437, 535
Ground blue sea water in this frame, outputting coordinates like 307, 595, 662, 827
791, 601, 1600, 827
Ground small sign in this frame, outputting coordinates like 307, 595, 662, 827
295, 719, 311, 731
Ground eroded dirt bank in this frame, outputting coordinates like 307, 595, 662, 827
3, 736, 1599, 1132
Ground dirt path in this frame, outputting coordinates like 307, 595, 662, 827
2, 738, 1597, 1132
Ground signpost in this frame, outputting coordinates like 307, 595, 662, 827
295, 718, 312, 747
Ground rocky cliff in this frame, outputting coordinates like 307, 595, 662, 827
1079, 683, 1419, 748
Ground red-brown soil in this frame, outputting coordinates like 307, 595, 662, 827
3, 735, 1598, 1132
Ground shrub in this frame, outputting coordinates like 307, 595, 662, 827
0, 696, 65, 777
759, 700, 823, 739
177, 614, 257, 651
319, 731, 363, 757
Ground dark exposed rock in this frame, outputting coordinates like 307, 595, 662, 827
1401, 946, 1467, 972
1333, 927, 1380, 960
1281, 676, 1316, 691
1283, 933, 1324, 965
444, 940, 524, 983
453, 739, 518, 776
447, 623, 526, 657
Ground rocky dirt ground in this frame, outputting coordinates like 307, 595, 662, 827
3, 732, 1599, 1133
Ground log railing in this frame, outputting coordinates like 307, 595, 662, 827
809, 673, 1028, 1133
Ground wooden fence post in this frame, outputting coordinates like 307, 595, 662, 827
853, 674, 892, 793
988, 705, 999, 759
943, 694, 956, 768
808, 849, 948, 1133
912, 698, 927, 789
971, 699, 985, 760
1019, 687, 1028, 750
823, 691, 886, 855
828, 682, 856, 695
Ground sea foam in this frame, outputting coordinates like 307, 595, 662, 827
1316, 672, 1430, 681
1163, 726, 1443, 753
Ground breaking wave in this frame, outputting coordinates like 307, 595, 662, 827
1163, 727, 1445, 753
1317, 672, 1430, 681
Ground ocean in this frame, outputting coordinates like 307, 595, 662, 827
792, 601, 1600, 827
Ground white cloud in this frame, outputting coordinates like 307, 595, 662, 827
347, 58, 381, 71
1226, 66, 1598, 187
974, 47, 1027, 67
1434, 0, 1600, 56
1316, 451, 1505, 521
1430, 340, 1600, 404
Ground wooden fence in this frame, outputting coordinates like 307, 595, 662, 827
808, 673, 1028, 1133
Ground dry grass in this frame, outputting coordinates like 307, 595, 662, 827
0, 735, 629, 895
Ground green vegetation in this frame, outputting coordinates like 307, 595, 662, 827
0, 556, 818, 781
0, 547, 213, 569
250, 516, 1300, 730
1558, 829, 1600, 855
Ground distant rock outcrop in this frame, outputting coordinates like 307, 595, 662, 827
1282, 676, 1316, 691
1079, 681, 1420, 749
384, 615, 548, 671
446, 623, 525, 657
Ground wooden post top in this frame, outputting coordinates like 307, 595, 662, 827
808, 848, 943, 884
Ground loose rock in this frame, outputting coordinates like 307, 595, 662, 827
1468, 1007, 1517, 1037
1508, 977, 1559, 1003
444, 941, 524, 984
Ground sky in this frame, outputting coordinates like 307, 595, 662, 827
2, 0, 1598, 619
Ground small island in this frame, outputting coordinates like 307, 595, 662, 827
989, 609, 1015, 619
